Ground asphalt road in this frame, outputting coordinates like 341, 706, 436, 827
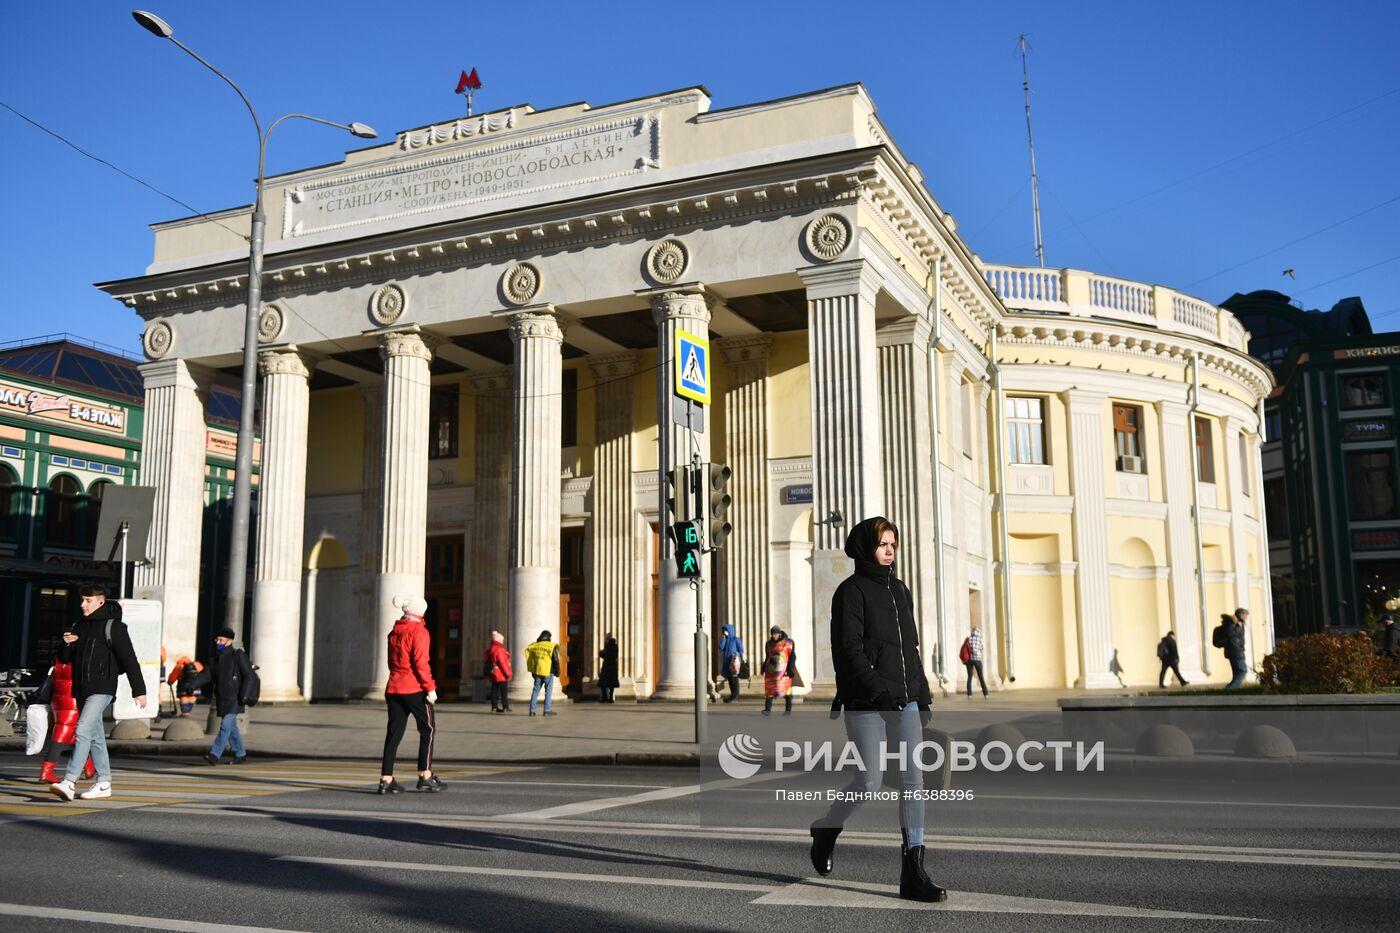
1, 751, 1397, 932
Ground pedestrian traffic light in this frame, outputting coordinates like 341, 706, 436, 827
665, 465, 692, 523
673, 520, 703, 578
707, 463, 733, 548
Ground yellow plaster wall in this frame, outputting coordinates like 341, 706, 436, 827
306, 388, 363, 496
1007, 516, 1074, 560
1110, 576, 1166, 685
633, 348, 658, 473
767, 332, 811, 460
1007, 573, 1070, 688
575, 361, 597, 478
1107, 520, 1166, 567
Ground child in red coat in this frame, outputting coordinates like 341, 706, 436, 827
38, 660, 94, 784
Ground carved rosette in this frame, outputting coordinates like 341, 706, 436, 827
502, 263, 542, 305
806, 213, 852, 261
507, 310, 564, 345
143, 321, 174, 359
370, 283, 407, 326
380, 330, 434, 362
646, 239, 689, 284
257, 304, 286, 344
257, 347, 312, 379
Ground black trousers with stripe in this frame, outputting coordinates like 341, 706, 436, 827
382, 692, 434, 776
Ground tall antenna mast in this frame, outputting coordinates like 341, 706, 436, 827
1018, 34, 1045, 268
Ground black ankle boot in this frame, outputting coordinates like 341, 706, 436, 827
809, 825, 841, 876
899, 844, 947, 902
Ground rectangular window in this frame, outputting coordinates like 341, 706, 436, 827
428, 385, 459, 460
1340, 373, 1388, 410
1347, 450, 1398, 521
1004, 396, 1046, 465
1265, 408, 1282, 442
1113, 404, 1144, 472
561, 368, 578, 448
1264, 478, 1288, 540
1194, 416, 1215, 484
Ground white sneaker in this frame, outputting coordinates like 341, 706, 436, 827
79, 782, 112, 800
49, 780, 76, 802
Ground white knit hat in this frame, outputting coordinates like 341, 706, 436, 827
393, 595, 428, 617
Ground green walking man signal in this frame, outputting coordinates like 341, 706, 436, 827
673, 520, 703, 578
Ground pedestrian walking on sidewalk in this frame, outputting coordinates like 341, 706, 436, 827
960, 625, 988, 697
811, 516, 944, 902
1213, 612, 1248, 689
485, 631, 512, 713
526, 631, 560, 716
762, 626, 797, 716
378, 596, 444, 795
167, 654, 203, 717
1157, 631, 1188, 687
181, 629, 254, 765
35, 657, 94, 785
719, 624, 745, 703
1383, 614, 1400, 662
50, 586, 147, 803
598, 633, 620, 703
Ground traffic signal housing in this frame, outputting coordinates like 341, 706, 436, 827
665, 465, 693, 523
707, 463, 733, 548
673, 520, 703, 578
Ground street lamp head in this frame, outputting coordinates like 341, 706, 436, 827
348, 122, 378, 140
131, 10, 173, 38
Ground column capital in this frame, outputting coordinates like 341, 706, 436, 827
1155, 398, 1192, 422
1061, 387, 1107, 411
798, 258, 882, 302
642, 285, 712, 326
257, 345, 316, 380
716, 334, 773, 364
505, 305, 564, 345
378, 327, 436, 363
587, 350, 640, 381
138, 357, 215, 392
875, 315, 932, 349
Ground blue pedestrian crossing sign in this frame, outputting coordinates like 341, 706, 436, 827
674, 330, 711, 405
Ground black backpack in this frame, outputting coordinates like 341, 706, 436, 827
1211, 624, 1227, 649
1157, 637, 1171, 660
239, 650, 262, 708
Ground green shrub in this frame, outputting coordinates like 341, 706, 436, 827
1259, 632, 1397, 694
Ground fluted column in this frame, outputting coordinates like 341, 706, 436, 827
800, 261, 885, 685
876, 317, 938, 685
1225, 416, 1256, 674
507, 307, 565, 698
370, 329, 434, 697
1064, 389, 1117, 688
353, 386, 383, 697
649, 287, 712, 698
466, 368, 513, 683
250, 347, 314, 702
133, 359, 210, 661
588, 352, 639, 689
1157, 399, 1208, 680
718, 336, 773, 682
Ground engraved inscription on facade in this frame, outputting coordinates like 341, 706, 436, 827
285, 115, 661, 237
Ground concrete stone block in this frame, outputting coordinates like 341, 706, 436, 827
977, 723, 1025, 747
162, 717, 206, 741
1135, 724, 1194, 758
0, 718, 13, 737
1233, 724, 1295, 759
110, 719, 150, 740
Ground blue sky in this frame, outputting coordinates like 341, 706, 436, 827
2, 0, 1397, 356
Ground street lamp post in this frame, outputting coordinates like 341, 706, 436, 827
133, 11, 376, 642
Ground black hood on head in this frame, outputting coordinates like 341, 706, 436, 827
844, 516, 895, 582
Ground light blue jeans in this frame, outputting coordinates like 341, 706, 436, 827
64, 694, 112, 783
819, 701, 926, 847
209, 712, 245, 758
530, 675, 554, 714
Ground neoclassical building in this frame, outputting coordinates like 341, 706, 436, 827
98, 84, 1273, 699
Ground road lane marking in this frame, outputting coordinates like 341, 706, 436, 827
169, 803, 1400, 870
498, 771, 786, 820
276, 857, 1265, 921
0, 902, 317, 932
977, 793, 1400, 812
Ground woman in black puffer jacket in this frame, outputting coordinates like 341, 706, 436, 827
809, 516, 945, 902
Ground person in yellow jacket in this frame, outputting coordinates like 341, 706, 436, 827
525, 631, 560, 717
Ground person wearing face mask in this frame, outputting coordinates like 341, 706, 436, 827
181, 628, 254, 766
809, 516, 946, 903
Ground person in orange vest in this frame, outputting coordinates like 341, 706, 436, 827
167, 655, 204, 716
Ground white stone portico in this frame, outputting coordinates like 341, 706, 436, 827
101, 84, 1273, 699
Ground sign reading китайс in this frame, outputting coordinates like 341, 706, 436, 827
674, 330, 710, 405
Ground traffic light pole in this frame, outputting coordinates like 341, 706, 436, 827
689, 410, 707, 746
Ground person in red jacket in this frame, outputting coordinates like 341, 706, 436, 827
37, 659, 94, 785
378, 596, 445, 795
485, 630, 512, 713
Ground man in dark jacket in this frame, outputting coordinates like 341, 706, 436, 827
50, 585, 147, 802
184, 628, 253, 765
812, 516, 944, 904
1157, 631, 1187, 687
1381, 614, 1400, 662
1214, 611, 1248, 689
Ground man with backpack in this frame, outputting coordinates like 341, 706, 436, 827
183, 628, 257, 764
1156, 631, 1187, 688
50, 585, 147, 802
1213, 611, 1248, 689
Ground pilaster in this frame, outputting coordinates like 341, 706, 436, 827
466, 367, 513, 691
588, 352, 640, 690
1157, 399, 1208, 680
1063, 388, 1117, 688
